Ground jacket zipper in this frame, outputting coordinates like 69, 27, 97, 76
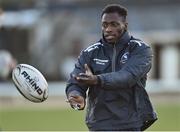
112, 43, 116, 72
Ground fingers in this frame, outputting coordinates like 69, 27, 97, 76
74, 73, 90, 82
84, 64, 92, 75
67, 98, 81, 110
72, 64, 92, 80
69, 95, 81, 100
66, 98, 81, 110
67, 95, 85, 110
73, 73, 87, 79
72, 104, 81, 110
78, 73, 89, 78
72, 64, 94, 85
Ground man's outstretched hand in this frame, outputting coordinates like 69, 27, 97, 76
74, 64, 98, 86
67, 94, 85, 110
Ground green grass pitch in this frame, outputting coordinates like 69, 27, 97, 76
0, 104, 180, 131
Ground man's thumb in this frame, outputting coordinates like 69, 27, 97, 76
84, 64, 91, 74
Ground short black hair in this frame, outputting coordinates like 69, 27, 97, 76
101, 4, 127, 21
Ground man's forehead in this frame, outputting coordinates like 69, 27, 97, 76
102, 13, 124, 22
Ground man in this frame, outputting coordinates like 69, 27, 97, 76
0, 50, 17, 81
66, 4, 157, 131
0, 10, 17, 81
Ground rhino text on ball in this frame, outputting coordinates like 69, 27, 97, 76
21, 71, 43, 95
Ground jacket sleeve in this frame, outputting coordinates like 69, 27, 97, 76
98, 43, 153, 90
65, 50, 89, 98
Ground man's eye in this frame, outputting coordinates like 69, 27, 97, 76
102, 23, 108, 28
111, 22, 119, 27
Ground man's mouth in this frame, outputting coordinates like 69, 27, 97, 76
105, 34, 116, 40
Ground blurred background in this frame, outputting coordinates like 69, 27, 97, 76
0, 0, 180, 131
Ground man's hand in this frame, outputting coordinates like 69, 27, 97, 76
67, 94, 85, 110
74, 64, 98, 86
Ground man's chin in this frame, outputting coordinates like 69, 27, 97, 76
106, 39, 116, 44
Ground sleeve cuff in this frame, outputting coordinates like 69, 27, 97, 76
97, 75, 104, 87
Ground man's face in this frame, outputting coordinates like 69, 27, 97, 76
102, 12, 127, 44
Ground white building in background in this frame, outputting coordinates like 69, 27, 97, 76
134, 30, 180, 92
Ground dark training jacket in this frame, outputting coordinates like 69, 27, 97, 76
66, 31, 157, 131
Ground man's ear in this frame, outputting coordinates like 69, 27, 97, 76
124, 22, 128, 31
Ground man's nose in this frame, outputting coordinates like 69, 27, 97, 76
105, 25, 113, 32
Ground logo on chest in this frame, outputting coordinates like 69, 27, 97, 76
120, 52, 129, 64
93, 58, 109, 65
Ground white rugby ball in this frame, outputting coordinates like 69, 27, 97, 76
12, 64, 48, 103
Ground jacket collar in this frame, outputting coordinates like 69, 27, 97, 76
100, 31, 131, 50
